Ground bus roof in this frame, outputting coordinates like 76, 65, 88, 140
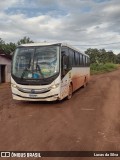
20, 42, 89, 57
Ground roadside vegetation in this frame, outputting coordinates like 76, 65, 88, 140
85, 48, 120, 75
90, 63, 119, 75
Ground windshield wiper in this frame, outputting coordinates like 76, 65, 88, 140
21, 58, 32, 79
36, 64, 44, 78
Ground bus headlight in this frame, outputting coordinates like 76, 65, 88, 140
49, 83, 60, 89
11, 84, 17, 88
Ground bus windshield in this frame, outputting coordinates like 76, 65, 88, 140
12, 45, 59, 80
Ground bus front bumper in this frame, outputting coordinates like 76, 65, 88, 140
12, 93, 60, 101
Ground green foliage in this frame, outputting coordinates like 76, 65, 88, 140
85, 48, 117, 64
90, 63, 118, 74
17, 36, 34, 45
0, 38, 16, 54
0, 36, 34, 55
0, 38, 5, 45
85, 48, 120, 74
3, 43, 16, 54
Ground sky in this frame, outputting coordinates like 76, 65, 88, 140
0, 0, 120, 54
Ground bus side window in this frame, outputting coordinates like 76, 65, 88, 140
73, 52, 76, 66
76, 52, 79, 66
69, 49, 74, 67
79, 54, 82, 66
86, 57, 88, 67
68, 49, 72, 67
85, 56, 87, 66
83, 55, 85, 66
74, 52, 77, 66
78, 53, 80, 66
61, 47, 69, 56
61, 47, 70, 76
81, 55, 84, 66
61, 46, 72, 69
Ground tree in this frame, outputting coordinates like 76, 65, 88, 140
85, 48, 100, 63
0, 38, 5, 50
0, 38, 5, 45
85, 48, 117, 64
17, 36, 34, 45
116, 53, 120, 64
107, 51, 116, 63
0, 38, 16, 54
4, 42, 16, 54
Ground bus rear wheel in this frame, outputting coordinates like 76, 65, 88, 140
67, 83, 73, 100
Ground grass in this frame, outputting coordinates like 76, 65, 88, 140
90, 63, 120, 75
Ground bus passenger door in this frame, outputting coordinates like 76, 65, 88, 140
61, 52, 71, 99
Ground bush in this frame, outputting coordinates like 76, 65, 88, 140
90, 63, 118, 75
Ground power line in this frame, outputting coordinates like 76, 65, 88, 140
73, 41, 120, 46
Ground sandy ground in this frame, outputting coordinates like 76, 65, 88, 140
0, 69, 120, 160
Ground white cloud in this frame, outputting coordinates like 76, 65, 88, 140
103, 4, 120, 13
0, 0, 25, 10
0, 0, 120, 53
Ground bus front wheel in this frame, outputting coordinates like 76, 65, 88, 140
67, 83, 73, 100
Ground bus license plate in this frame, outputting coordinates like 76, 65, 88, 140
29, 94, 37, 98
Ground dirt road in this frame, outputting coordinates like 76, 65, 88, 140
0, 69, 120, 160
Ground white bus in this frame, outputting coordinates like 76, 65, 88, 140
11, 42, 90, 101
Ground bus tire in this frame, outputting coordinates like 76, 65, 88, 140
67, 83, 73, 100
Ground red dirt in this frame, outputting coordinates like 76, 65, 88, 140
0, 69, 120, 160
